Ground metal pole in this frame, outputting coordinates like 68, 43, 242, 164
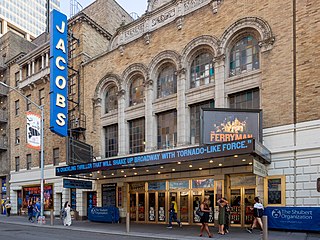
40, 105, 45, 224
262, 215, 268, 240
126, 212, 130, 233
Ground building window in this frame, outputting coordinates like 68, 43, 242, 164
27, 154, 32, 170
229, 35, 260, 77
15, 128, 20, 144
53, 148, 59, 166
129, 76, 144, 106
15, 72, 20, 87
229, 88, 260, 109
190, 100, 215, 145
15, 100, 20, 115
157, 110, 177, 149
129, 118, 145, 154
264, 176, 286, 206
15, 157, 20, 172
104, 124, 118, 158
105, 86, 118, 114
39, 88, 45, 106
190, 52, 214, 88
26, 94, 31, 111
157, 64, 177, 98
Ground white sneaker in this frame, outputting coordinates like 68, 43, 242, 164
167, 226, 173, 229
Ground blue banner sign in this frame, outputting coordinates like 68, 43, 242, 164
88, 207, 119, 223
265, 207, 320, 232
50, 9, 68, 137
63, 179, 92, 189
56, 139, 255, 176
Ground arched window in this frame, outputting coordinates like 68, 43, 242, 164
105, 85, 118, 113
157, 64, 177, 98
129, 76, 144, 106
190, 52, 214, 88
229, 35, 259, 77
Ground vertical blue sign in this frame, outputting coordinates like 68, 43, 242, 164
50, 9, 68, 137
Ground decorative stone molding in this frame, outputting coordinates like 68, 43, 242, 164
176, 17, 184, 30
177, 68, 186, 77
144, 32, 151, 45
119, 45, 125, 56
117, 89, 126, 98
220, 17, 275, 53
92, 97, 102, 108
110, 0, 213, 50
144, 78, 154, 88
214, 53, 225, 64
259, 36, 276, 52
212, 0, 223, 14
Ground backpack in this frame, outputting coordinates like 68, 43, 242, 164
61, 208, 67, 219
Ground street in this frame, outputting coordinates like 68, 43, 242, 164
0, 222, 152, 240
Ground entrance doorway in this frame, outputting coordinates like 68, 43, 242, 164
230, 187, 255, 227
129, 192, 146, 222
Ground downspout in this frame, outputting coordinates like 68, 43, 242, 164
292, 0, 297, 206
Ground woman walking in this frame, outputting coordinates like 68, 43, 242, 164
199, 198, 212, 238
63, 201, 72, 226
247, 197, 264, 233
5, 200, 11, 217
27, 200, 34, 222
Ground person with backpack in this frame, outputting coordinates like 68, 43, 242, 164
5, 200, 11, 217
167, 196, 182, 229
199, 198, 212, 238
246, 197, 264, 233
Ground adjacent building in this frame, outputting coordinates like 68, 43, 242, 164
0, 0, 60, 40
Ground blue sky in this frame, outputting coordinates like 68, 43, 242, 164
60, 0, 147, 18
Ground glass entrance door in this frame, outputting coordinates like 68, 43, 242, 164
180, 191, 189, 223
192, 191, 202, 223
158, 192, 166, 222
130, 193, 137, 221
138, 193, 145, 221
230, 188, 256, 227
148, 193, 156, 222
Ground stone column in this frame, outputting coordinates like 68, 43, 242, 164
144, 79, 155, 151
45, 52, 49, 67
19, 67, 22, 81
31, 59, 35, 74
27, 62, 31, 77
118, 89, 126, 155
41, 54, 45, 69
92, 98, 102, 156
214, 54, 226, 108
177, 68, 187, 147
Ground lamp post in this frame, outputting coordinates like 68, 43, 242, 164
0, 81, 45, 223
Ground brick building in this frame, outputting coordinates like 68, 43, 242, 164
3, 0, 320, 229
55, 0, 320, 227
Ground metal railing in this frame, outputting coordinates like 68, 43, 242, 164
0, 109, 8, 122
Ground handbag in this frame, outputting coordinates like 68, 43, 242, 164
196, 208, 204, 217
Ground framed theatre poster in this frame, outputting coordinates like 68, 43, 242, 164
264, 176, 286, 206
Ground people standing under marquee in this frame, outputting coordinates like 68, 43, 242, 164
5, 200, 11, 217
217, 197, 228, 235
167, 196, 182, 229
199, 198, 213, 238
63, 201, 72, 227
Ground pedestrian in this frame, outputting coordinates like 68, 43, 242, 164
223, 198, 231, 234
63, 201, 72, 226
5, 200, 11, 217
246, 197, 264, 234
199, 198, 212, 238
34, 199, 41, 222
167, 196, 182, 228
217, 197, 228, 235
27, 200, 34, 223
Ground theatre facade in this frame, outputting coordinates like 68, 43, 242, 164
55, 0, 320, 229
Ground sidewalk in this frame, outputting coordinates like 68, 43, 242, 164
0, 215, 319, 240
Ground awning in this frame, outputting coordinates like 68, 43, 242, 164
56, 139, 271, 179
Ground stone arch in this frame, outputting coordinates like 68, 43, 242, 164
122, 63, 148, 87
220, 17, 275, 54
181, 35, 219, 69
148, 50, 181, 80
94, 72, 121, 100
